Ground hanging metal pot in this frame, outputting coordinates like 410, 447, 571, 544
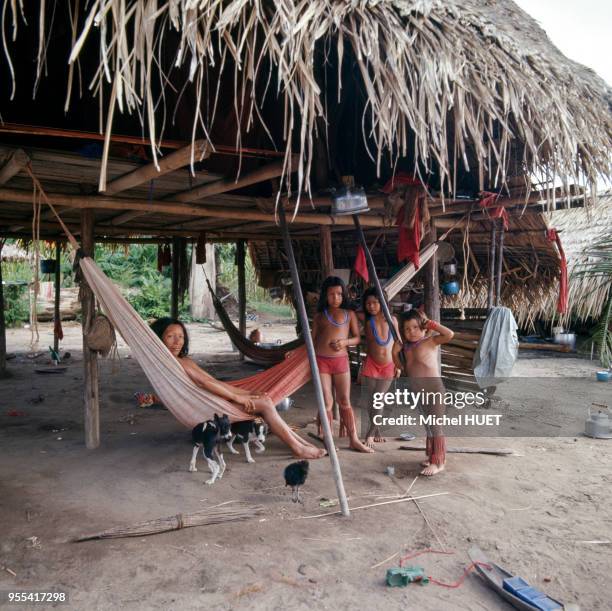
40, 259, 56, 274
443, 258, 457, 275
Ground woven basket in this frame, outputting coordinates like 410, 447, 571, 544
85, 314, 116, 357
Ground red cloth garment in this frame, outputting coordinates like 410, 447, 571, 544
353, 244, 369, 282
53, 318, 64, 341
479, 191, 509, 230
362, 355, 395, 379
396, 201, 421, 268
546, 228, 569, 314
381, 172, 421, 194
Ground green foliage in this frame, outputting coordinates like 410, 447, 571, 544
216, 243, 269, 303
3, 284, 29, 327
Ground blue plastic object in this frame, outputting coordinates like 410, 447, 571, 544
442, 280, 460, 295
503, 577, 562, 610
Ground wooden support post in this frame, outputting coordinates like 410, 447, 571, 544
53, 241, 61, 353
0, 241, 6, 376
171, 237, 180, 319
320, 226, 334, 279
495, 219, 505, 306
278, 204, 350, 517
423, 223, 440, 322
237, 240, 247, 360
81, 209, 100, 449
487, 222, 497, 310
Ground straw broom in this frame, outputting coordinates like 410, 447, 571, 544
73, 503, 265, 542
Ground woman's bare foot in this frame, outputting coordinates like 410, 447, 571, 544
294, 445, 327, 459
350, 436, 375, 453
420, 463, 445, 476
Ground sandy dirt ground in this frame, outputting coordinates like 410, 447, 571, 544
1, 320, 611, 610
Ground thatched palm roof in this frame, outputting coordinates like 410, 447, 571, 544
545, 193, 612, 324
4, 0, 611, 198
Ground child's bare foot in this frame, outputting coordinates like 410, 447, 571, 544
350, 436, 375, 453
364, 436, 376, 450
420, 463, 445, 476
421, 460, 430, 467
374, 434, 386, 443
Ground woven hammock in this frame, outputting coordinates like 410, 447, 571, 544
207, 280, 303, 365
78, 257, 311, 428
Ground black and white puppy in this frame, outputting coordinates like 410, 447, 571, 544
226, 419, 268, 463
189, 414, 232, 485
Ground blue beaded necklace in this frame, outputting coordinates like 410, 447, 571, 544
369, 316, 391, 346
324, 308, 349, 327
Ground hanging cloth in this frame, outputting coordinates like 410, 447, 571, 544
353, 244, 369, 282
546, 228, 569, 314
479, 191, 509, 230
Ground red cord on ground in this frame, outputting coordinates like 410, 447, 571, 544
398, 549, 491, 589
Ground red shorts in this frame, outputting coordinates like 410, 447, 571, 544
362, 356, 395, 380
316, 354, 350, 375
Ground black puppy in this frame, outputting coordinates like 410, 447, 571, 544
226, 419, 268, 463
189, 414, 232, 485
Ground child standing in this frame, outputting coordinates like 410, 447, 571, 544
393, 310, 454, 475
360, 287, 401, 449
312, 277, 373, 453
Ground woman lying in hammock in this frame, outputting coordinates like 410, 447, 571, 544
151, 318, 326, 460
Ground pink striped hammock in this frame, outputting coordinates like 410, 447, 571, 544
79, 257, 311, 428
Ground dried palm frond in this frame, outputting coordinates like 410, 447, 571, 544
3, 1, 611, 204
73, 502, 265, 542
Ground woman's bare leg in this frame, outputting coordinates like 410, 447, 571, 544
252, 397, 326, 459
334, 371, 374, 453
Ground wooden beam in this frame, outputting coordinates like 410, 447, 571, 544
487, 222, 497, 309
171, 159, 289, 202
423, 223, 440, 325
171, 237, 180, 319
0, 188, 389, 227
53, 241, 61, 353
104, 141, 210, 195
277, 202, 350, 517
320, 226, 334, 278
0, 149, 29, 185
236, 240, 247, 358
104, 211, 150, 226
0, 241, 6, 375
80, 209, 100, 449
495, 219, 505, 306
0, 122, 286, 158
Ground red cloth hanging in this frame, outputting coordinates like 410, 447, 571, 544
396, 201, 422, 268
353, 244, 369, 282
479, 191, 509, 230
380, 171, 421, 194
53, 317, 64, 341
546, 228, 569, 314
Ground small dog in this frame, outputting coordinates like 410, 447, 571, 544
189, 414, 232, 485
227, 419, 268, 463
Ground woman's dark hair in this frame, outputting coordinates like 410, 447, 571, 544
361, 287, 381, 320
150, 317, 189, 357
317, 276, 347, 312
